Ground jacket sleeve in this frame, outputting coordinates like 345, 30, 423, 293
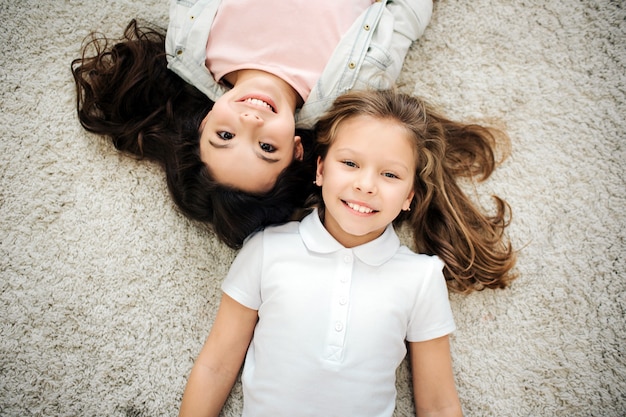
385, 0, 433, 70
295, 0, 433, 129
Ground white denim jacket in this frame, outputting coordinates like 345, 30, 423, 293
166, 0, 432, 129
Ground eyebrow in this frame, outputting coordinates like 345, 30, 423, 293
335, 147, 411, 172
208, 139, 280, 163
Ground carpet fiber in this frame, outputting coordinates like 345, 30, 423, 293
1, 1, 624, 416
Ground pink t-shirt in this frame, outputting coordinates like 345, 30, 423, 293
205, 0, 374, 102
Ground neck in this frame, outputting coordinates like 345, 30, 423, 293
224, 69, 303, 109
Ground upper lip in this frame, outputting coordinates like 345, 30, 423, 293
237, 95, 277, 113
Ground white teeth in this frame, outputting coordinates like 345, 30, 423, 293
245, 98, 273, 111
346, 202, 374, 214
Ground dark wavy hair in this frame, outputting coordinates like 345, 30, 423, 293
312, 90, 517, 293
71, 20, 314, 248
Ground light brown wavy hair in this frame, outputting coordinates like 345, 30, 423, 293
312, 89, 517, 293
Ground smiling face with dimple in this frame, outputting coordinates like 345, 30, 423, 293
316, 115, 416, 248
199, 70, 303, 193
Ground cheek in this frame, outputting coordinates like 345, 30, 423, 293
199, 111, 211, 132
198, 131, 212, 165
274, 119, 297, 145
208, 97, 231, 118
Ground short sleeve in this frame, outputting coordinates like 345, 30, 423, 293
406, 256, 456, 342
221, 230, 265, 310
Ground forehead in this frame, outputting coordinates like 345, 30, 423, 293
335, 114, 409, 134
202, 148, 279, 193
333, 116, 415, 150
330, 116, 417, 171
199, 137, 285, 194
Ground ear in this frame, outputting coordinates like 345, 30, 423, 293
293, 136, 304, 161
315, 156, 325, 186
402, 190, 415, 211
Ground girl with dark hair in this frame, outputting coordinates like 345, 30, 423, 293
71, 0, 433, 247
177, 89, 517, 417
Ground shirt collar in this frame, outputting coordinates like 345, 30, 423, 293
299, 209, 400, 266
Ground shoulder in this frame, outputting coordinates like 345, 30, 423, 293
240, 220, 302, 251
225, 220, 302, 285
264, 220, 301, 234
383, 246, 447, 290
166, 0, 225, 99
395, 245, 445, 270
261, 220, 301, 241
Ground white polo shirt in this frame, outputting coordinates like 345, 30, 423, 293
222, 210, 455, 417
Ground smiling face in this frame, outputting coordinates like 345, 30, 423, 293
316, 115, 417, 248
199, 71, 303, 193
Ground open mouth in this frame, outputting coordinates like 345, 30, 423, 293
240, 96, 276, 113
344, 200, 378, 214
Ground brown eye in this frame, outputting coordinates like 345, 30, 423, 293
217, 131, 234, 140
260, 143, 276, 153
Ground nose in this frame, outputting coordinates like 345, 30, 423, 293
240, 111, 264, 126
354, 170, 377, 194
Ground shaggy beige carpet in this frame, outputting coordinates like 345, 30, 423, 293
1, 1, 624, 416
